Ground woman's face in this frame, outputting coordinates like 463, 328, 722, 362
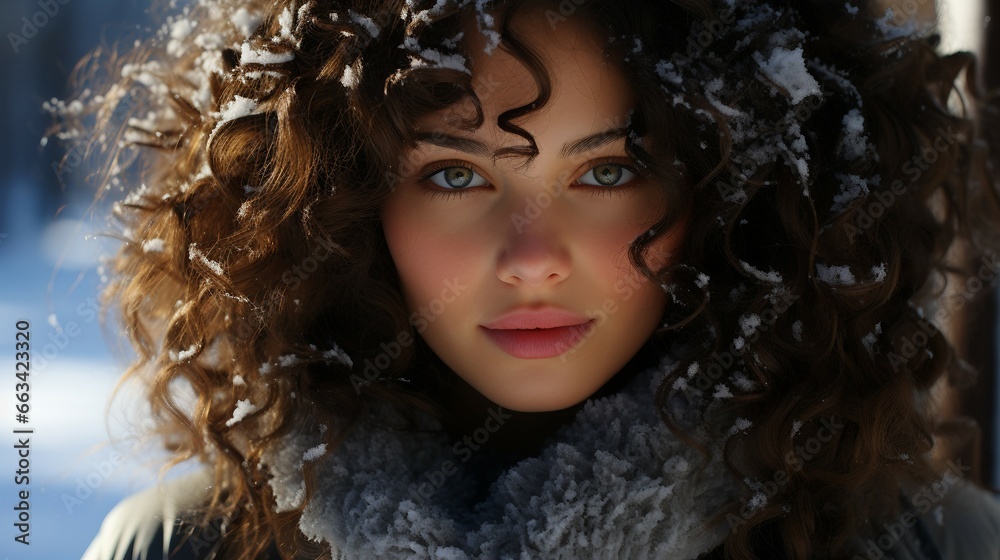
380, 9, 685, 412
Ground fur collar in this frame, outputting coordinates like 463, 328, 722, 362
263, 356, 743, 559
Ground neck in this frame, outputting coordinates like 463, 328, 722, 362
437, 341, 659, 460
440, 378, 584, 459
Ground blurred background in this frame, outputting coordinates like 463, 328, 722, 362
0, 2, 172, 559
0, 0, 994, 558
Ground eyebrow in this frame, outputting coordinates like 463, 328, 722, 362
412, 127, 628, 159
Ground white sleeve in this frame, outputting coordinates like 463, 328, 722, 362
80, 469, 214, 560
918, 478, 1000, 560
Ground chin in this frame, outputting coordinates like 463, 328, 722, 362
488, 388, 593, 413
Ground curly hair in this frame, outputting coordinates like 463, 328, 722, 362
48, 0, 1000, 558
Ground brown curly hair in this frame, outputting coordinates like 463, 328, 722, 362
49, 0, 1000, 558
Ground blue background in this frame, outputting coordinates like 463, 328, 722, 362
1, 1, 177, 558
0, 1, 996, 559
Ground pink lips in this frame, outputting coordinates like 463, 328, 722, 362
481, 308, 596, 359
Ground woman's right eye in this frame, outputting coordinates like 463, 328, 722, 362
420, 165, 489, 191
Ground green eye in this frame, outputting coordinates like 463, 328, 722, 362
579, 163, 637, 187
421, 165, 488, 190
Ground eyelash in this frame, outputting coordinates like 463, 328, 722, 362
415, 157, 645, 200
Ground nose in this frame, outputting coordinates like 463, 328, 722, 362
495, 210, 572, 287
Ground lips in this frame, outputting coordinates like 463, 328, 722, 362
482, 307, 592, 330
481, 307, 595, 359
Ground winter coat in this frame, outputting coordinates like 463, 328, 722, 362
81, 359, 1000, 560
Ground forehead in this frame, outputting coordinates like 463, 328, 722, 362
413, 8, 633, 137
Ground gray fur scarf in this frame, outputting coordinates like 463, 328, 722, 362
263, 356, 744, 559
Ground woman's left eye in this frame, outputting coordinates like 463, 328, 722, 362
578, 163, 638, 188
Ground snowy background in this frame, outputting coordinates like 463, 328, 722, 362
0, 2, 176, 559
0, 0, 992, 559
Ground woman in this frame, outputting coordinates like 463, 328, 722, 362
56, 0, 1000, 557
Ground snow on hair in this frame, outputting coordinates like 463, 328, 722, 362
45, 0, 999, 558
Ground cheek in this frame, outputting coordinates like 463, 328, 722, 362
589, 203, 684, 318
626, 191, 687, 274
576, 195, 676, 285
645, 228, 684, 274
383, 213, 429, 308
381, 199, 477, 310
